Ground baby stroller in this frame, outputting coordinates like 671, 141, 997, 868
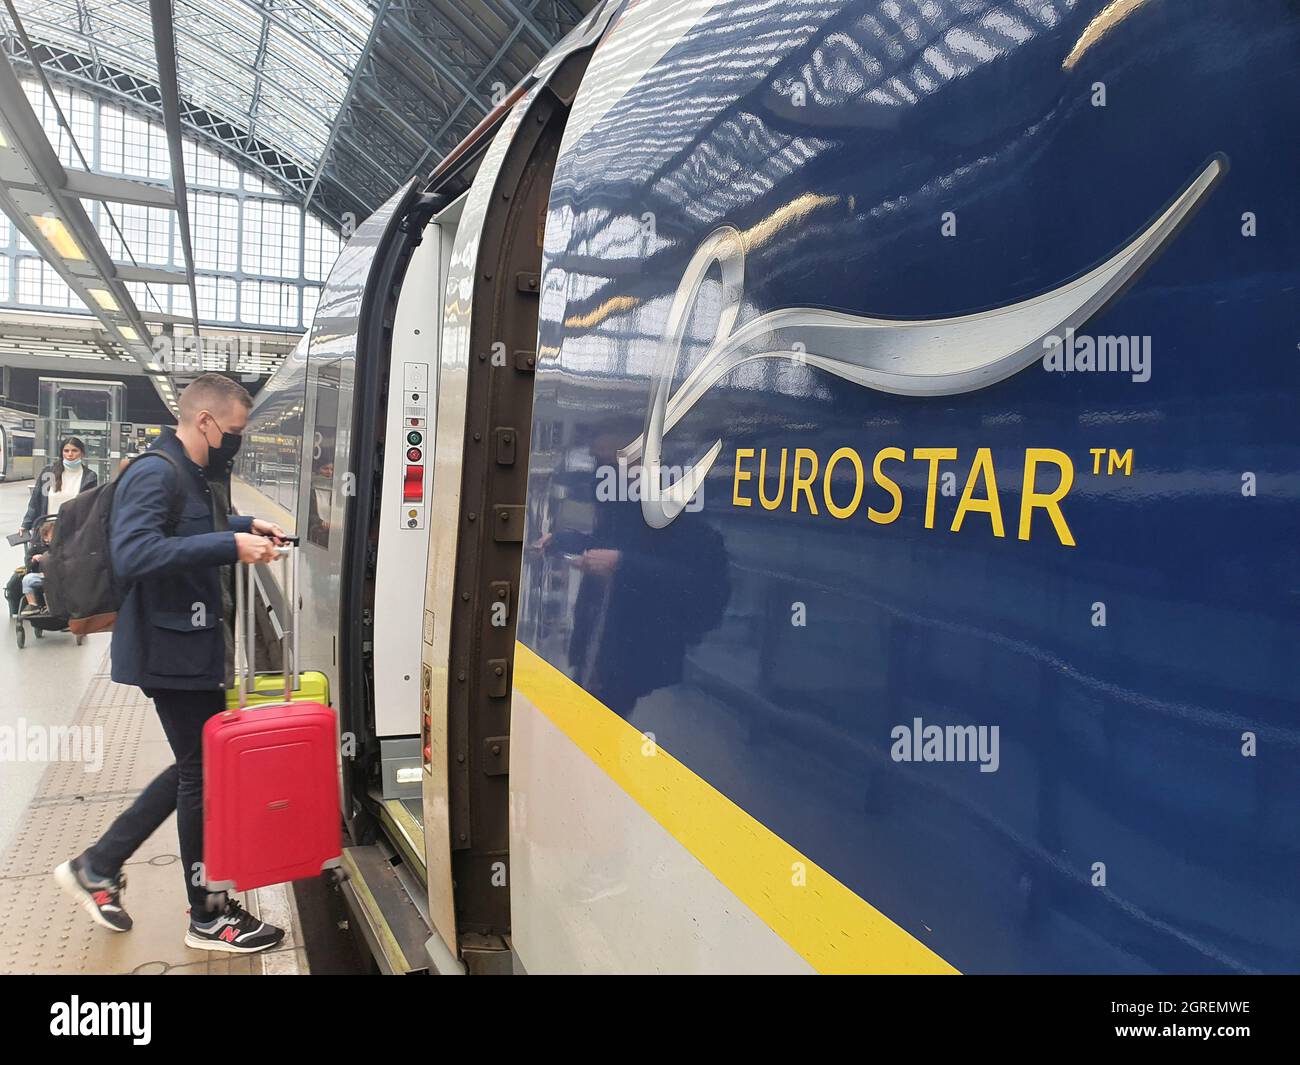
5, 514, 84, 649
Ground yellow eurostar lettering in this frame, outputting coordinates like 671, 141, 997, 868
823, 447, 864, 519
913, 447, 957, 529
729, 444, 1077, 548
951, 447, 1005, 537
733, 448, 754, 507
791, 448, 819, 514
1019, 448, 1076, 546
758, 447, 787, 510
869, 446, 904, 524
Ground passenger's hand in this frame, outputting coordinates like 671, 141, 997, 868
250, 518, 288, 544
578, 548, 620, 577
234, 533, 279, 565
30, 553, 44, 564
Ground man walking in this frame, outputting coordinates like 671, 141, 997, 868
54, 374, 287, 954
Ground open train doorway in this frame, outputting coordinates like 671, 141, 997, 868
322, 32, 595, 973
416, 53, 591, 975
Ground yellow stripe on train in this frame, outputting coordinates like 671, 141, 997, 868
513, 642, 959, 975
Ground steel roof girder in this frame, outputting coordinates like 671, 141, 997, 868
1, 37, 316, 199
62, 169, 176, 207
148, 0, 202, 335
374, 11, 482, 106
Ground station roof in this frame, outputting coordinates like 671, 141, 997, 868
0, 1, 596, 412
1, 0, 597, 228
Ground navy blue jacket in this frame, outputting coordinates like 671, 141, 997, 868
22, 463, 98, 530
109, 429, 251, 691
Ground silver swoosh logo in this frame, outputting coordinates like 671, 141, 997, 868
621, 157, 1222, 528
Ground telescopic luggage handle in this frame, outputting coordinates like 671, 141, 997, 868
234, 537, 300, 710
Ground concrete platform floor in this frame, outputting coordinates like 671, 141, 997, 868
0, 481, 307, 975
1, 481, 112, 855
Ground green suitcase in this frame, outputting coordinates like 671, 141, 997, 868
226, 670, 329, 710
227, 538, 329, 710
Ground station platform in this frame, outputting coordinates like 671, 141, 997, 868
0, 482, 308, 975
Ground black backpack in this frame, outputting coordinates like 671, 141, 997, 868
42, 451, 182, 634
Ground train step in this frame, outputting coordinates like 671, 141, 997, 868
376, 796, 426, 885
336, 843, 431, 975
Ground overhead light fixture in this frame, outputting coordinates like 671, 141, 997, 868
30, 214, 87, 261
0, 127, 7, 148
119, 326, 140, 342
87, 287, 119, 311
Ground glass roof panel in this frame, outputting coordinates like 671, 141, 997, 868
172, 8, 263, 68
264, 25, 351, 105
5, 0, 369, 171
0, 0, 591, 221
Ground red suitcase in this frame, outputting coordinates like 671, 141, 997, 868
203, 540, 341, 892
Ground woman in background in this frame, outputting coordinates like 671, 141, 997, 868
17, 436, 98, 536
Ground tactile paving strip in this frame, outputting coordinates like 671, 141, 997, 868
0, 652, 306, 974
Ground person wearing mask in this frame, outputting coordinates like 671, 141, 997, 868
18, 437, 97, 537
54, 374, 288, 953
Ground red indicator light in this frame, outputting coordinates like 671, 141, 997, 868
403, 465, 423, 501
407, 446, 421, 461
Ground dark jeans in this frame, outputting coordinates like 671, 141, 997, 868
85, 688, 226, 913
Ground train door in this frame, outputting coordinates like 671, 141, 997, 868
418, 50, 591, 975
362, 216, 447, 885
320, 5, 612, 977
318, 183, 457, 974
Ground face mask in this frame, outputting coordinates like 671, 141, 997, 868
204, 418, 243, 472
63, 458, 82, 470
207, 432, 243, 472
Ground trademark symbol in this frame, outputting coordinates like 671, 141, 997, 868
1089, 448, 1133, 476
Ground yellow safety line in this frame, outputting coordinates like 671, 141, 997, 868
513, 642, 958, 974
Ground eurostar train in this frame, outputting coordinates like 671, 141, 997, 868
0, 405, 36, 482
232, 0, 1300, 974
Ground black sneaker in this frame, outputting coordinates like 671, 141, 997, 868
54, 855, 133, 932
184, 899, 285, 954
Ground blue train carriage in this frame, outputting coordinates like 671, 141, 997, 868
511, 0, 1300, 973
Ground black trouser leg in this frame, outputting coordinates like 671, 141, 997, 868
84, 764, 178, 875
84, 688, 226, 913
